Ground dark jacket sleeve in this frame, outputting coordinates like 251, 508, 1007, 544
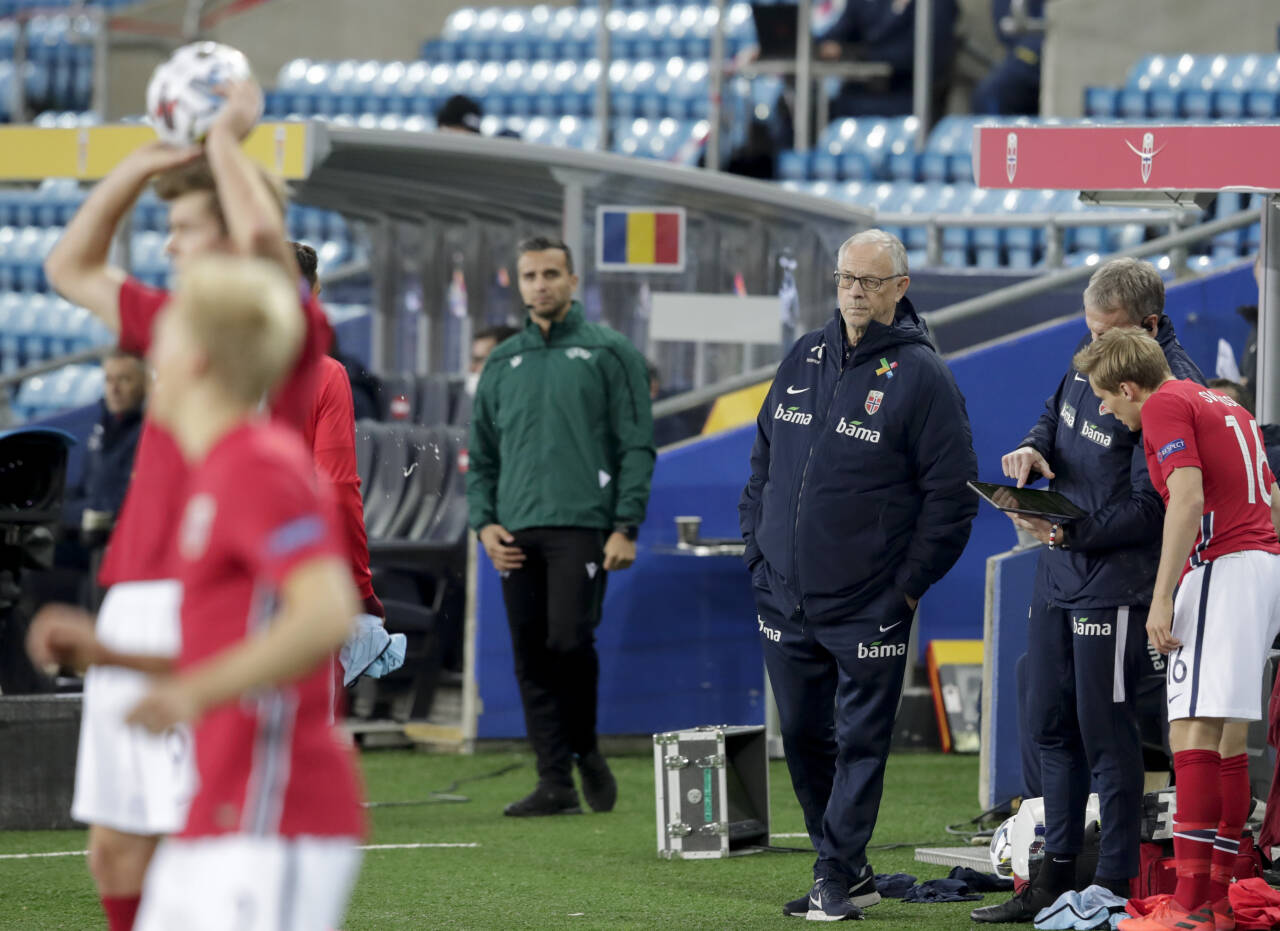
738, 382, 777, 571
466, 366, 501, 531
608, 344, 657, 526
894, 359, 979, 600
1018, 371, 1068, 465
1066, 441, 1164, 553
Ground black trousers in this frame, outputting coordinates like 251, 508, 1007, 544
499, 526, 608, 788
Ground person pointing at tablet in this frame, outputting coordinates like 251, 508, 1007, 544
972, 259, 1204, 924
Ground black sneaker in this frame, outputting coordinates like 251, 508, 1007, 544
847, 863, 882, 909
575, 750, 617, 813
805, 879, 864, 922
503, 784, 583, 817
784, 865, 880, 917
969, 880, 1061, 923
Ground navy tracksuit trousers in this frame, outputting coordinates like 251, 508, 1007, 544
753, 563, 913, 885
1025, 598, 1148, 881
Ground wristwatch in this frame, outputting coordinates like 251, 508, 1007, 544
613, 524, 638, 541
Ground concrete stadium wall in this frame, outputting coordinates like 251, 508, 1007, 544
1043, 0, 1280, 117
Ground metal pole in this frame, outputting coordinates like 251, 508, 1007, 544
595, 0, 611, 153
561, 177, 585, 277
706, 0, 726, 171
1259, 197, 1280, 424
913, 0, 933, 149
11, 18, 26, 124
794, 0, 812, 152
91, 7, 108, 121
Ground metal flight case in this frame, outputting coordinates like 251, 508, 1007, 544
653, 724, 771, 859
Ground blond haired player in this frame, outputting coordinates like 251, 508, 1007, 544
1075, 328, 1280, 931
33, 257, 365, 930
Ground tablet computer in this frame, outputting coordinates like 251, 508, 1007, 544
967, 481, 1088, 522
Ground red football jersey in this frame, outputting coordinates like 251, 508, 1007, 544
303, 356, 378, 609
1142, 379, 1280, 578
98, 277, 331, 587
175, 421, 365, 839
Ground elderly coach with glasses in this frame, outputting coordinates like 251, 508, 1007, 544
739, 229, 979, 921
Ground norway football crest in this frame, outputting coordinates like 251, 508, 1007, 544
1006, 132, 1018, 183
865, 390, 884, 415
1124, 131, 1166, 185
179, 493, 216, 561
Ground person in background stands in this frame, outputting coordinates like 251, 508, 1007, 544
69, 351, 147, 538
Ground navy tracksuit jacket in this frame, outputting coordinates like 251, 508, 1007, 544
739, 299, 977, 884
1018, 315, 1203, 881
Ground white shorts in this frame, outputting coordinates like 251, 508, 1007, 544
71, 580, 196, 835
1167, 550, 1280, 721
135, 835, 362, 931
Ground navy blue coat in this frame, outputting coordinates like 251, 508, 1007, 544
73, 403, 142, 519
739, 298, 978, 621
1020, 316, 1204, 608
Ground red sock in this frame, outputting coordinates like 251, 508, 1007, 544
101, 894, 140, 931
1172, 748, 1222, 911
1209, 752, 1250, 902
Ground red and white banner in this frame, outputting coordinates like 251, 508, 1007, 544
974, 124, 1280, 192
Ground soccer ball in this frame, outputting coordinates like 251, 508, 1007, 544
989, 815, 1015, 878
146, 42, 253, 146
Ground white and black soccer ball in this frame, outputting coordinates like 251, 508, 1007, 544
146, 42, 253, 146
989, 815, 1016, 878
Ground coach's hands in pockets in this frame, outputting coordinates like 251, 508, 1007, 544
1001, 446, 1055, 488
480, 524, 526, 572
26, 604, 99, 675
127, 679, 200, 734
1145, 594, 1182, 654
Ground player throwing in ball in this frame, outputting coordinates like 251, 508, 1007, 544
29, 77, 330, 931
1074, 327, 1280, 931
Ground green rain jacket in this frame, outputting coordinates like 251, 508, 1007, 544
466, 302, 656, 533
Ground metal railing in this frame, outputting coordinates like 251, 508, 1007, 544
924, 207, 1260, 328
876, 207, 1200, 270
0, 344, 109, 391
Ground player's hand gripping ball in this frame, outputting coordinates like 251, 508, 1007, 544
146, 41, 253, 146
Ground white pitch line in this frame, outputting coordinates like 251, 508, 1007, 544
771, 833, 810, 839
0, 841, 479, 861
0, 850, 87, 860
360, 842, 479, 850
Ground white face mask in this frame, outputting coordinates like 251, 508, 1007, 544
465, 371, 481, 396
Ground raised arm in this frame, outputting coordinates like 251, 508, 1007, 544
45, 142, 200, 332
203, 79, 298, 275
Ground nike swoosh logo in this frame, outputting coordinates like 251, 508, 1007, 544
879, 621, 901, 633
786, 386, 811, 394
1168, 693, 1182, 704
1073, 374, 1087, 382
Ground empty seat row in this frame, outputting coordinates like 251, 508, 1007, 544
11, 362, 101, 421
357, 420, 469, 547
779, 178, 1257, 270
424, 3, 756, 63
271, 57, 714, 121
0, 292, 113, 371
1086, 54, 1280, 119
372, 371, 471, 428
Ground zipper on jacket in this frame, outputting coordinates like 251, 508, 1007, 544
789, 360, 846, 610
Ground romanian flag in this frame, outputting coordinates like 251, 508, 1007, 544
597, 206, 685, 271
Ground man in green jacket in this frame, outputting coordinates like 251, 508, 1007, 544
467, 235, 656, 817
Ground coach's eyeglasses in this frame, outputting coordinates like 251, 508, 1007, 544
833, 272, 904, 292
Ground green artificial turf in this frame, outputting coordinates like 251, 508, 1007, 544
0, 749, 993, 930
